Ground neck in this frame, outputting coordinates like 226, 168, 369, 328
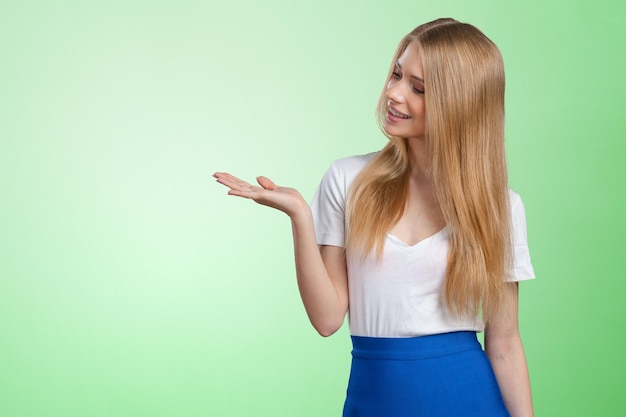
406, 138, 431, 181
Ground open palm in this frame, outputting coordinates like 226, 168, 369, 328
213, 172, 306, 218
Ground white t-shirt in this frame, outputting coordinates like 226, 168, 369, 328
310, 153, 536, 337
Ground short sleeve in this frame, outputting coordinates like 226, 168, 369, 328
310, 153, 376, 247
310, 161, 348, 247
507, 191, 536, 282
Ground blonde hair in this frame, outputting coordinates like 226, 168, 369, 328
346, 18, 511, 322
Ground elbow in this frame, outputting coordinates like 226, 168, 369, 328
313, 319, 343, 337
485, 333, 523, 361
316, 327, 339, 337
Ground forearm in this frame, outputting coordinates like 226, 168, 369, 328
212, 172, 347, 336
290, 205, 347, 336
486, 334, 534, 417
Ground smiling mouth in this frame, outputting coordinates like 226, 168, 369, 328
389, 107, 411, 119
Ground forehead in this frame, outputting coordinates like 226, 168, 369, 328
397, 43, 423, 76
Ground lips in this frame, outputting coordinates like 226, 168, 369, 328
388, 106, 411, 119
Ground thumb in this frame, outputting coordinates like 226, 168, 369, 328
256, 176, 278, 190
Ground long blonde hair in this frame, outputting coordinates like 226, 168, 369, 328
346, 18, 511, 322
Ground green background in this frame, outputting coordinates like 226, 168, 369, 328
1, 1, 624, 416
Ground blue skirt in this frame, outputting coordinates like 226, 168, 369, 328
343, 332, 510, 417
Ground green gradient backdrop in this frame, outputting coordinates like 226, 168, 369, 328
1, 1, 624, 416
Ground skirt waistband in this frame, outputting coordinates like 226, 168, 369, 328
350, 331, 481, 360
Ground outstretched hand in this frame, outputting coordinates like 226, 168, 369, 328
213, 172, 307, 218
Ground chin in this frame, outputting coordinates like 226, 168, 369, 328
382, 123, 397, 136
383, 126, 405, 138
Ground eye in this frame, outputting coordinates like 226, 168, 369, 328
413, 85, 425, 95
392, 71, 402, 80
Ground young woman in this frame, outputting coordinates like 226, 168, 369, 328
214, 18, 535, 417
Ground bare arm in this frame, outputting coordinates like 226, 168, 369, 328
213, 173, 348, 336
484, 282, 534, 417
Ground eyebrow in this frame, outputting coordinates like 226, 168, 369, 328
395, 61, 424, 83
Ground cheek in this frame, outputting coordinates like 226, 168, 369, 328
412, 101, 426, 120
408, 95, 425, 115
418, 99, 426, 116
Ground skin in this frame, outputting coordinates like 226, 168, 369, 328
385, 44, 445, 245
214, 41, 533, 417
486, 282, 534, 417
212, 173, 348, 337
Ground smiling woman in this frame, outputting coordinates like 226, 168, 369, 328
2, 0, 624, 414
215, 17, 534, 417
384, 48, 426, 140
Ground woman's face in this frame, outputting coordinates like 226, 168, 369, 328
383, 43, 426, 141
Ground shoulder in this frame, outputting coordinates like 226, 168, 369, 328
313, 152, 378, 208
325, 152, 378, 183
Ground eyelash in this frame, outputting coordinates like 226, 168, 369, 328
392, 71, 425, 95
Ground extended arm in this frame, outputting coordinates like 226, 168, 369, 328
213, 173, 348, 336
484, 282, 534, 417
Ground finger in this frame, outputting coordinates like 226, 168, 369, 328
227, 189, 255, 199
256, 176, 278, 191
214, 172, 253, 191
214, 172, 247, 186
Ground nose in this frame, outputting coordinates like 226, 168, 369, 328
386, 81, 405, 104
